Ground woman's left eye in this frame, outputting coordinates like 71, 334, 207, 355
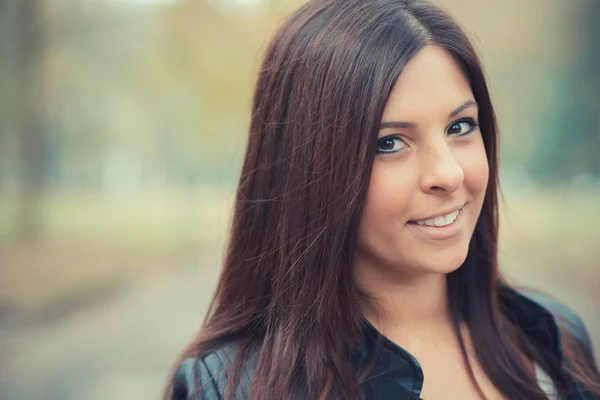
447, 118, 478, 136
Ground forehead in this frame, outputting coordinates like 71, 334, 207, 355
382, 45, 474, 121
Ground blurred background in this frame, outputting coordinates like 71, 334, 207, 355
0, 0, 598, 399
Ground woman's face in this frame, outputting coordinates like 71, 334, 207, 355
355, 45, 489, 279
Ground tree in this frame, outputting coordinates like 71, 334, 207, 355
528, 0, 600, 183
14, 0, 46, 241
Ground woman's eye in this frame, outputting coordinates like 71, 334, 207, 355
376, 136, 406, 154
447, 118, 478, 136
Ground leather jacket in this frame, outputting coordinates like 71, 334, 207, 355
170, 287, 598, 399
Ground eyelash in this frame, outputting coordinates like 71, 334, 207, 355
375, 117, 479, 155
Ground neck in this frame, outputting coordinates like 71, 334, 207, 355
354, 258, 453, 338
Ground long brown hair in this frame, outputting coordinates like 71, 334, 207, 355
167, 0, 599, 399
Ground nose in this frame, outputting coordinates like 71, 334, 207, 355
419, 141, 464, 194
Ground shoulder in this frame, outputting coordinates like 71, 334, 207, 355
517, 288, 597, 369
169, 341, 255, 400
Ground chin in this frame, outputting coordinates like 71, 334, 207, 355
416, 247, 469, 275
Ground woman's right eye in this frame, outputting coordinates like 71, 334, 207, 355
376, 136, 406, 155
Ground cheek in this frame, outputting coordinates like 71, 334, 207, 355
358, 162, 414, 240
460, 137, 489, 196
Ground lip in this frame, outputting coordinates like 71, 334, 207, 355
407, 206, 465, 240
409, 204, 466, 222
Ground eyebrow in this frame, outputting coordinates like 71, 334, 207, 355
379, 99, 478, 130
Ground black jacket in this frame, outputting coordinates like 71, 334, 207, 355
170, 287, 598, 399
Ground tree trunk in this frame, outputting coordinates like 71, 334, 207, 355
15, 0, 45, 242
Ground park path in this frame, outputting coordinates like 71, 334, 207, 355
0, 255, 222, 400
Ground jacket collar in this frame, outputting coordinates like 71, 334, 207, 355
351, 286, 562, 398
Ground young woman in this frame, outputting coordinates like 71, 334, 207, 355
166, 0, 600, 398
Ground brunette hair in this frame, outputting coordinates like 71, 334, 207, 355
166, 0, 599, 399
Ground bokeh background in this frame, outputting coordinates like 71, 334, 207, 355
0, 0, 598, 399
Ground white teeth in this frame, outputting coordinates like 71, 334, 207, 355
444, 211, 456, 225
433, 216, 446, 226
415, 210, 459, 227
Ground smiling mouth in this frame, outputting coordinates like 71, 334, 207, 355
408, 206, 464, 228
